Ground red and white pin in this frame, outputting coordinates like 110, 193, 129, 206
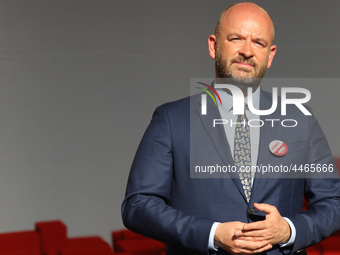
269, 140, 288, 156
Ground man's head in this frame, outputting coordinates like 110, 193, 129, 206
208, 2, 277, 93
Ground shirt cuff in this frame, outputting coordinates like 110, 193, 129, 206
208, 222, 221, 251
280, 217, 296, 247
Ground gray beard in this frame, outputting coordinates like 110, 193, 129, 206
215, 51, 267, 93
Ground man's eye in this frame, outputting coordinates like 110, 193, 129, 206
255, 41, 265, 47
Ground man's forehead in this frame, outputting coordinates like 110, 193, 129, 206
220, 7, 274, 41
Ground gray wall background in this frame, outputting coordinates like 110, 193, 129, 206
0, 0, 339, 243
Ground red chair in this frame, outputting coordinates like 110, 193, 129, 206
36, 220, 113, 255
58, 236, 114, 255
303, 157, 340, 254
112, 229, 165, 255
318, 232, 340, 254
36, 220, 67, 255
113, 254, 134, 255
322, 252, 340, 255
306, 245, 322, 255
112, 229, 147, 248
0, 230, 41, 255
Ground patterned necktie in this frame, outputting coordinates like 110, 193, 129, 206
234, 104, 252, 202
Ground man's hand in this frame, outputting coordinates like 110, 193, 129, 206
234, 203, 291, 245
214, 221, 272, 254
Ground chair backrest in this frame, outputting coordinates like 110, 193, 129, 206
112, 229, 146, 249
35, 220, 68, 252
112, 229, 165, 254
59, 237, 113, 255
0, 230, 41, 254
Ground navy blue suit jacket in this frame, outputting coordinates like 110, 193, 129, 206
122, 89, 340, 255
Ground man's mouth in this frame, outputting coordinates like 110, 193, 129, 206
234, 61, 254, 68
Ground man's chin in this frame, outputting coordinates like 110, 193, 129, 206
232, 69, 254, 79
230, 74, 255, 85
224, 75, 262, 89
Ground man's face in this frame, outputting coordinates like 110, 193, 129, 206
215, 38, 268, 84
209, 7, 276, 87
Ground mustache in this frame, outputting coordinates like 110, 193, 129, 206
231, 56, 256, 67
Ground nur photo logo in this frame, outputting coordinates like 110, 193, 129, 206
198, 83, 311, 117
196, 82, 222, 115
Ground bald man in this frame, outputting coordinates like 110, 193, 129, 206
209, 3, 276, 94
122, 3, 340, 255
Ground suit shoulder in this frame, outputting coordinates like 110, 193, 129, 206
155, 94, 200, 116
158, 96, 189, 109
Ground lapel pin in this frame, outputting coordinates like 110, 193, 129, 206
269, 140, 288, 156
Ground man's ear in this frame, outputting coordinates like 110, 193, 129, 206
208, 35, 217, 60
267, 45, 277, 69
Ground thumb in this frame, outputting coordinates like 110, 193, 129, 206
253, 203, 275, 214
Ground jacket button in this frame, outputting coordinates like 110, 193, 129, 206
248, 208, 254, 215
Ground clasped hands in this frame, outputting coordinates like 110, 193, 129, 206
214, 203, 291, 254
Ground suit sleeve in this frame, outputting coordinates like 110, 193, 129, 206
289, 112, 340, 253
121, 105, 215, 253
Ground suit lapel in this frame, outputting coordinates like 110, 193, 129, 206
250, 89, 280, 201
193, 94, 246, 198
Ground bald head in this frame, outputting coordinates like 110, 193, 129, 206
215, 2, 275, 44
208, 2, 277, 90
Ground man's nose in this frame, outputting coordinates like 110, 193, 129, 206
238, 40, 254, 59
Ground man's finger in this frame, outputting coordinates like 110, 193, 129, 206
234, 228, 267, 238
240, 243, 273, 254
253, 203, 276, 214
241, 220, 268, 231
233, 236, 254, 241
234, 239, 272, 252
